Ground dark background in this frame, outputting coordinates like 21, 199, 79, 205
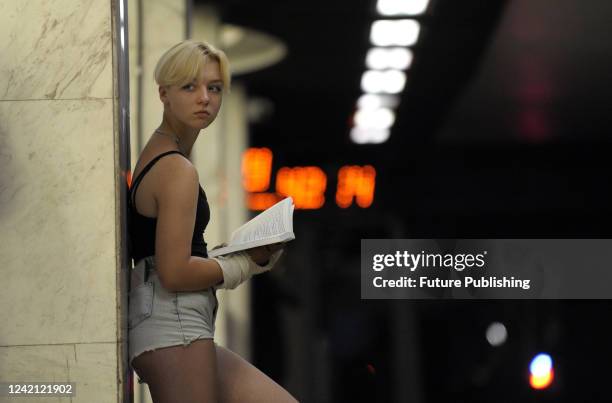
201, 0, 612, 401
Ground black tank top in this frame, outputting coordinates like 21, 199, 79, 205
128, 150, 210, 262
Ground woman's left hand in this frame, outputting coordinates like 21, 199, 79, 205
246, 243, 284, 265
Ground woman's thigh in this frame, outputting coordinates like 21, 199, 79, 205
132, 339, 218, 403
215, 345, 298, 403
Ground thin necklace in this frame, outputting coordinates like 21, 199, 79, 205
155, 129, 181, 149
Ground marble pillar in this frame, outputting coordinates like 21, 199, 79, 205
0, 0, 123, 402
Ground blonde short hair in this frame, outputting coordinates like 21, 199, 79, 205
154, 40, 231, 92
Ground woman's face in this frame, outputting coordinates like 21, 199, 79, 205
160, 61, 223, 130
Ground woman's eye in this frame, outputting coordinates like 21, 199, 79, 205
209, 85, 222, 93
182, 84, 195, 91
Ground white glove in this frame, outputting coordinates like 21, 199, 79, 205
212, 250, 283, 290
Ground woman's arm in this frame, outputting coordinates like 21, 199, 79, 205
153, 156, 224, 292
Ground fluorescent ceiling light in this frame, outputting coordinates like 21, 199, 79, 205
354, 107, 396, 130
366, 47, 413, 70
361, 70, 406, 94
370, 19, 420, 46
357, 94, 400, 110
350, 127, 390, 144
376, 0, 430, 16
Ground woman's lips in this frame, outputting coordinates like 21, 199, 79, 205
195, 111, 210, 119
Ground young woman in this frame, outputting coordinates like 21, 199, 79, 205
128, 40, 297, 403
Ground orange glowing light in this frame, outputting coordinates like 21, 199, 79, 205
529, 369, 554, 390
336, 165, 376, 208
276, 166, 327, 209
246, 193, 282, 211
242, 148, 273, 192
126, 170, 133, 189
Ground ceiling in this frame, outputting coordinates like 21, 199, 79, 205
438, 0, 612, 144
199, 0, 612, 235
205, 0, 509, 153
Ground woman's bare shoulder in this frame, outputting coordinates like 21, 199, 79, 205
152, 152, 199, 186
153, 157, 199, 214
134, 148, 199, 195
134, 144, 190, 173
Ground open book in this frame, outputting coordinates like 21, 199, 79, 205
208, 196, 295, 257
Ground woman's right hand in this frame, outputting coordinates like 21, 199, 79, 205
211, 248, 283, 290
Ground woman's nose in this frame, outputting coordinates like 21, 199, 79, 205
198, 86, 210, 103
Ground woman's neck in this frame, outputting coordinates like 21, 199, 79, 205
158, 115, 200, 156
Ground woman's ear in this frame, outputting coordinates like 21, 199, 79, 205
158, 86, 168, 105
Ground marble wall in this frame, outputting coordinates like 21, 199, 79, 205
0, 0, 122, 402
129, 0, 187, 165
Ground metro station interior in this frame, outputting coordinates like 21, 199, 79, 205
1, 0, 611, 402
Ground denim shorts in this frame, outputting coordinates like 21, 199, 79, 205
128, 256, 218, 366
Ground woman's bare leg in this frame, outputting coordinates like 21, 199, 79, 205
215, 344, 298, 403
132, 339, 218, 403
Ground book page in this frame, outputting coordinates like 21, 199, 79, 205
208, 197, 294, 257
230, 199, 290, 244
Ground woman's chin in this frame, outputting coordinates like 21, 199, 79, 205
185, 121, 208, 131
199, 121, 213, 130
192, 118, 213, 130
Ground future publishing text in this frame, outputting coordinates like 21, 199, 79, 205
371, 251, 531, 290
